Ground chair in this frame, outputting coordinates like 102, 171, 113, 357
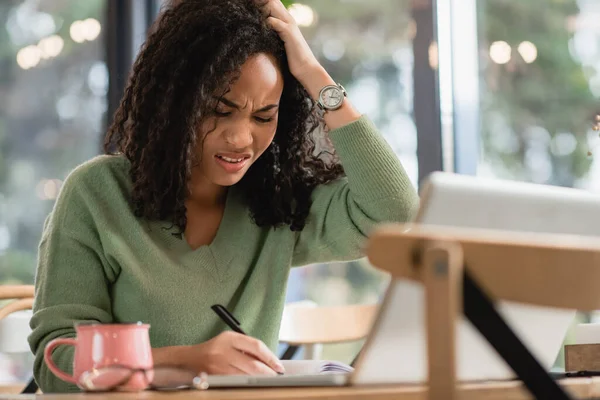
365, 223, 600, 400
278, 300, 378, 361
0, 285, 37, 394
0, 285, 33, 320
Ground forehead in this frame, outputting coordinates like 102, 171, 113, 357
227, 53, 284, 101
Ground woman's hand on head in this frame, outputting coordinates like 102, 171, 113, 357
186, 331, 286, 376
260, 0, 321, 84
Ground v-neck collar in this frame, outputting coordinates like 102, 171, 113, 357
159, 188, 239, 279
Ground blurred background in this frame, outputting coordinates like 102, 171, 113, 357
0, 0, 599, 383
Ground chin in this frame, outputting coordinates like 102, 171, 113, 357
211, 173, 246, 187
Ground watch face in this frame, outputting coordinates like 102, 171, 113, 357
322, 87, 343, 108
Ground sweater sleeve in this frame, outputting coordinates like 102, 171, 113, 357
292, 115, 419, 267
28, 169, 117, 393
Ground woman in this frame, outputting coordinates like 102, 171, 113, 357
29, 0, 419, 393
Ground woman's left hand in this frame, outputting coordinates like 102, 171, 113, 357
260, 0, 321, 83
260, 0, 362, 128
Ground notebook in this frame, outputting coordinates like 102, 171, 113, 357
203, 360, 353, 388
281, 360, 354, 375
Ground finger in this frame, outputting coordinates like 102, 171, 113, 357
266, 16, 288, 35
263, 0, 294, 24
228, 350, 278, 376
230, 334, 285, 374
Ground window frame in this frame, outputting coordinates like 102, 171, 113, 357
413, 0, 445, 186
105, 0, 156, 134
436, 0, 481, 176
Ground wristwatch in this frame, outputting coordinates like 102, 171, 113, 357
317, 83, 347, 112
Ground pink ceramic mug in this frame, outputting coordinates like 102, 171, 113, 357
44, 323, 153, 391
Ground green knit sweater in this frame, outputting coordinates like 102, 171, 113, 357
28, 115, 419, 393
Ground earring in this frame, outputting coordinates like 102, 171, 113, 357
271, 142, 281, 175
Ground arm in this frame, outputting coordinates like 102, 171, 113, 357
28, 175, 117, 393
263, 1, 419, 266
292, 116, 419, 266
31, 203, 284, 390
151, 331, 285, 375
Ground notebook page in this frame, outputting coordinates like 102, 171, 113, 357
281, 360, 353, 375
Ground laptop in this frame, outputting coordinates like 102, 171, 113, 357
205, 172, 596, 388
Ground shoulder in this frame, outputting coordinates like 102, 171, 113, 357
64, 154, 130, 189
52, 155, 132, 223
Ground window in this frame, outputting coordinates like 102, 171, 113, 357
450, 0, 600, 369
285, 0, 418, 362
475, 0, 598, 188
0, 0, 107, 383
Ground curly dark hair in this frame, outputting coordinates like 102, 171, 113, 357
104, 0, 345, 232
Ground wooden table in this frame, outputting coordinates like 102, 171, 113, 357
1, 379, 600, 400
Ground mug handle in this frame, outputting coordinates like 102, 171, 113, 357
44, 338, 78, 384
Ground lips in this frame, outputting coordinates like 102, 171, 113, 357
214, 152, 251, 173
216, 152, 251, 160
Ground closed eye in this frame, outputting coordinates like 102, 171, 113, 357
255, 116, 274, 123
213, 108, 274, 123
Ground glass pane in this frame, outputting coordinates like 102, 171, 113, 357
0, 0, 106, 383
474, 0, 599, 369
285, 0, 416, 363
477, 0, 598, 188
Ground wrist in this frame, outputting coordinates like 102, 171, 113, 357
296, 65, 336, 101
296, 65, 362, 129
152, 345, 194, 369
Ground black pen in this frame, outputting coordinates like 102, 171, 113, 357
211, 304, 246, 334
211, 304, 284, 375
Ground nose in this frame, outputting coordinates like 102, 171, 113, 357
223, 119, 253, 149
